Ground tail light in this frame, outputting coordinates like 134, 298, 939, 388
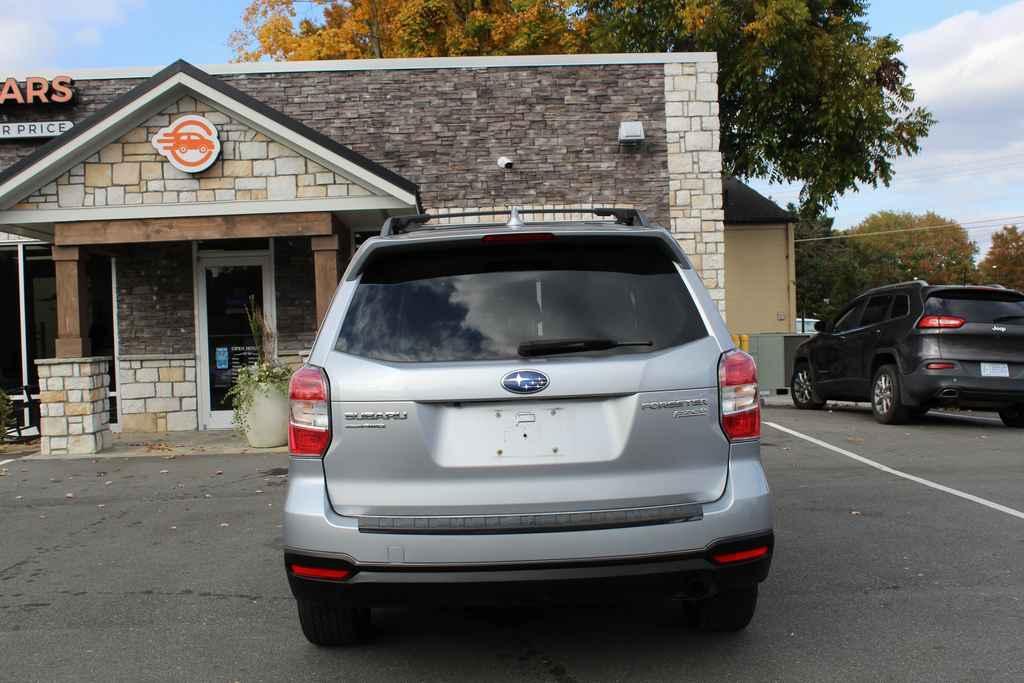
926, 362, 956, 370
918, 315, 965, 329
711, 545, 770, 565
289, 366, 331, 457
719, 349, 760, 441
289, 564, 352, 581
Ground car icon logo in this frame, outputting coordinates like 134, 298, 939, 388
501, 369, 549, 395
151, 114, 221, 173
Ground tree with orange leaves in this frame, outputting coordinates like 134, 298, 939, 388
229, 0, 584, 62
979, 226, 1024, 291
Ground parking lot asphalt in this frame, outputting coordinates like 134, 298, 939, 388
1, 405, 1022, 682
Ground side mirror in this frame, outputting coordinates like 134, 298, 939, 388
814, 320, 828, 333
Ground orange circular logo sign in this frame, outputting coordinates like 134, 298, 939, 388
151, 115, 221, 173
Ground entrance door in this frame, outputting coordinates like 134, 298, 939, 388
196, 254, 274, 430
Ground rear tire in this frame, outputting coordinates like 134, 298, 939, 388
999, 405, 1024, 428
871, 365, 909, 425
791, 363, 825, 410
296, 600, 370, 646
687, 585, 759, 632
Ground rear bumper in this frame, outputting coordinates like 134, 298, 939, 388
282, 440, 774, 605
903, 366, 1024, 408
285, 532, 773, 606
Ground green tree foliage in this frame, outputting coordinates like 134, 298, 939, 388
979, 225, 1024, 291
576, 0, 934, 212
850, 211, 978, 286
232, 2, 932, 211
793, 205, 868, 323
795, 209, 980, 323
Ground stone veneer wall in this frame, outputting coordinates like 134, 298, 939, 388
663, 60, 725, 313
274, 237, 318, 355
36, 357, 112, 455
13, 95, 374, 210
114, 243, 195, 356
118, 354, 197, 432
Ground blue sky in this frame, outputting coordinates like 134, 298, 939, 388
1, 1, 1019, 254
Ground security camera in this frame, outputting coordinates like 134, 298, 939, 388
497, 156, 514, 170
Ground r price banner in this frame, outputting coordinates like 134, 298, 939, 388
0, 120, 74, 139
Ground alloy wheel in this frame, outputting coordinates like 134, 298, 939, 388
793, 370, 813, 404
874, 373, 893, 416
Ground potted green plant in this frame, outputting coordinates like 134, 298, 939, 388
227, 299, 293, 448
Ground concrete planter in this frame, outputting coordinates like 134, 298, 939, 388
243, 385, 289, 448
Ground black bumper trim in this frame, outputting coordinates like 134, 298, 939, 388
284, 533, 773, 606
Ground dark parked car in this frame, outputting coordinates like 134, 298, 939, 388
791, 282, 1024, 427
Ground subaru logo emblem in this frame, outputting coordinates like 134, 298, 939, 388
501, 369, 549, 395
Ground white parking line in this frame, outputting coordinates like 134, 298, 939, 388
764, 420, 1024, 521
0, 458, 14, 467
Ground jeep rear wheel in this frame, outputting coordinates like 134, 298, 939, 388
791, 363, 825, 410
872, 365, 909, 425
296, 600, 370, 646
686, 585, 759, 632
999, 405, 1024, 428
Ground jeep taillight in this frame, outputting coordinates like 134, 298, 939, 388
289, 366, 331, 457
719, 349, 760, 441
918, 315, 965, 329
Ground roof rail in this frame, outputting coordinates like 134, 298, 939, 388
863, 280, 930, 294
380, 207, 650, 236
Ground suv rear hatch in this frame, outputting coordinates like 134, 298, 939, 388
923, 288, 1024, 371
319, 234, 730, 520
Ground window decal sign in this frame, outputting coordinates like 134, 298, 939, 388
151, 114, 221, 173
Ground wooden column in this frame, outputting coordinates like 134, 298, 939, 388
52, 246, 91, 358
311, 235, 339, 326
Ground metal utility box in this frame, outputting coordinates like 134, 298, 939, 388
747, 333, 811, 394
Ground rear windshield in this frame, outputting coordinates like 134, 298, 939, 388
335, 238, 707, 362
925, 290, 1024, 324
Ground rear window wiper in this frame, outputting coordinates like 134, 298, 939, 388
517, 338, 653, 357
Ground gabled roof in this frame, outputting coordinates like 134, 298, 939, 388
723, 177, 794, 225
0, 59, 419, 214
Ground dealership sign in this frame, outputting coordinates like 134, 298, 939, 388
0, 120, 74, 139
151, 115, 221, 173
0, 76, 75, 105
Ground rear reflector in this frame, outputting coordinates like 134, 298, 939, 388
289, 564, 352, 581
482, 232, 556, 243
289, 366, 331, 457
918, 315, 965, 329
719, 349, 760, 441
711, 545, 770, 565
926, 362, 955, 370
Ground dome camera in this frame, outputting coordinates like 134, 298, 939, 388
497, 156, 514, 170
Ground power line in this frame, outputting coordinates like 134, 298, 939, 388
794, 215, 1024, 243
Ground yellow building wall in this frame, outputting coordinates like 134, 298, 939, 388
724, 223, 796, 334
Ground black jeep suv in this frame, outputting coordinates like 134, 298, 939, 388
791, 282, 1024, 427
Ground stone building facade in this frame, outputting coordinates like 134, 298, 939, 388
0, 54, 727, 449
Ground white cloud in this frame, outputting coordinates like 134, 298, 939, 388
752, 1, 1024, 258
73, 27, 103, 48
0, 0, 141, 71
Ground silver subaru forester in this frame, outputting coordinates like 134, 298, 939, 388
283, 208, 773, 645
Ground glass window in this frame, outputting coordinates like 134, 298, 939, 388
1, 246, 21, 396
890, 295, 910, 319
832, 301, 864, 333
861, 295, 893, 327
925, 290, 1024, 324
336, 238, 705, 362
